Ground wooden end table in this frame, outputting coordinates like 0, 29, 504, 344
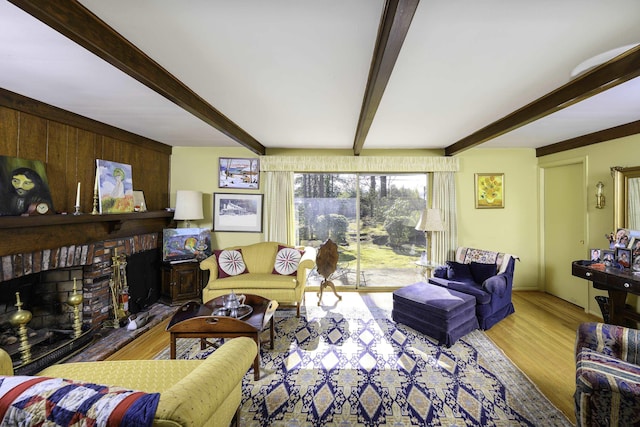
166, 294, 278, 380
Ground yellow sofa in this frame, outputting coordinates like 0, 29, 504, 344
0, 337, 257, 427
200, 241, 316, 316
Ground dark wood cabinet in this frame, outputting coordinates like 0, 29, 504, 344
161, 261, 203, 305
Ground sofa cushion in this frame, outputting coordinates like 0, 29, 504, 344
469, 262, 497, 284
428, 277, 492, 305
214, 249, 249, 278
273, 245, 305, 276
446, 261, 474, 282
207, 273, 298, 289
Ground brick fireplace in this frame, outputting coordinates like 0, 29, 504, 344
0, 212, 173, 372
1, 233, 161, 331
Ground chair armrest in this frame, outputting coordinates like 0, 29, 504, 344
297, 247, 317, 287
156, 337, 257, 426
576, 348, 640, 401
433, 265, 448, 279
482, 273, 509, 297
199, 254, 219, 282
576, 323, 640, 364
0, 348, 13, 376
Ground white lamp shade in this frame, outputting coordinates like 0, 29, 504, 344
415, 208, 444, 232
174, 190, 204, 221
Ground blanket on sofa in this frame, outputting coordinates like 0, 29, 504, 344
0, 375, 159, 427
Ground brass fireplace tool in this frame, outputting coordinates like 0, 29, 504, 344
10, 292, 32, 365
68, 278, 83, 338
107, 248, 129, 328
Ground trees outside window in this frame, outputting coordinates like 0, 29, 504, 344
294, 173, 428, 288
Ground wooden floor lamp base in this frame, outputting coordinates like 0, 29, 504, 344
317, 279, 342, 305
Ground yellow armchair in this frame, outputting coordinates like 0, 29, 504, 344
0, 337, 257, 427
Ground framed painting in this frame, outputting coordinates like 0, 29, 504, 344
133, 190, 147, 212
162, 228, 211, 262
0, 155, 54, 216
475, 173, 504, 209
96, 159, 134, 213
213, 193, 263, 232
218, 157, 259, 189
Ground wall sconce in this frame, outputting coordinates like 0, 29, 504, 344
595, 181, 605, 209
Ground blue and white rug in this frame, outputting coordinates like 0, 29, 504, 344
162, 294, 571, 426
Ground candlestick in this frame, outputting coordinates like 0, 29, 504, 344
75, 182, 81, 207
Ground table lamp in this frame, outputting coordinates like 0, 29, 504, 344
415, 208, 444, 264
174, 190, 203, 228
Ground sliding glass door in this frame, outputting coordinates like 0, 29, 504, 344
294, 172, 427, 289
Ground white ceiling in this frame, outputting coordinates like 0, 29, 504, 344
1, 0, 640, 153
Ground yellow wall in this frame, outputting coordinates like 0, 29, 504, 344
171, 138, 640, 302
171, 146, 542, 291
170, 146, 261, 249
455, 148, 540, 289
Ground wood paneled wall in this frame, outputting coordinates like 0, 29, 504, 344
0, 88, 171, 213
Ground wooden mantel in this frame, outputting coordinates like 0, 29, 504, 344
0, 211, 174, 257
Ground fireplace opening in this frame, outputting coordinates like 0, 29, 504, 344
0, 267, 90, 369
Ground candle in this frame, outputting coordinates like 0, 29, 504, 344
75, 182, 81, 207
94, 173, 99, 194
73, 278, 77, 294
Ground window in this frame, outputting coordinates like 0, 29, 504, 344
294, 173, 428, 288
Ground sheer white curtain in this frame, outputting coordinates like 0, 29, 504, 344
263, 171, 294, 244
260, 156, 459, 249
432, 171, 457, 264
260, 156, 458, 173
629, 177, 640, 231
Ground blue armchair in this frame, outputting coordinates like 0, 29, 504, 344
429, 247, 517, 330
574, 322, 640, 426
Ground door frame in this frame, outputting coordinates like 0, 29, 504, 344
538, 157, 590, 306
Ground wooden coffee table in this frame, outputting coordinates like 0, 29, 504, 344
166, 294, 278, 380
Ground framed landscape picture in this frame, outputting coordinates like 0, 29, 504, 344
213, 193, 263, 232
475, 173, 504, 209
218, 157, 259, 189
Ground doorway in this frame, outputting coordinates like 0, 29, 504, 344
542, 162, 587, 307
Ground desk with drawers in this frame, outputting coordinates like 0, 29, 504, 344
572, 260, 640, 326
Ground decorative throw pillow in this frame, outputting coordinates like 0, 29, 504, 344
469, 262, 497, 284
215, 249, 249, 278
446, 261, 474, 282
273, 245, 305, 276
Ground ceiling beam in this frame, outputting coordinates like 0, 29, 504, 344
445, 44, 640, 156
536, 119, 640, 157
353, 0, 420, 155
8, 0, 266, 155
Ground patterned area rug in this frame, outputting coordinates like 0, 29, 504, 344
157, 294, 572, 426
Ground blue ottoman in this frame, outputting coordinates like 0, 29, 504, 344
392, 281, 478, 347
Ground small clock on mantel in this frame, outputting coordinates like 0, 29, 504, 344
26, 202, 53, 215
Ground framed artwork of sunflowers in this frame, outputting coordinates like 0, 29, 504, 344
475, 173, 504, 208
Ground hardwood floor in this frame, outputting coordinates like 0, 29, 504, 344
106, 290, 600, 424
486, 291, 600, 424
